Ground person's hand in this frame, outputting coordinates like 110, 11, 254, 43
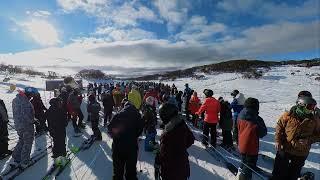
275, 142, 282, 151
298, 139, 309, 146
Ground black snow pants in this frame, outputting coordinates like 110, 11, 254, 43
239, 154, 258, 180
222, 130, 233, 147
112, 146, 138, 180
202, 122, 217, 146
271, 151, 307, 180
51, 130, 66, 158
91, 116, 102, 140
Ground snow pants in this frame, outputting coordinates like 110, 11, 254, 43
72, 108, 84, 130
112, 147, 138, 180
239, 154, 258, 180
12, 126, 34, 164
222, 130, 233, 147
104, 109, 113, 126
271, 151, 307, 180
202, 122, 217, 146
91, 117, 102, 140
35, 115, 47, 133
52, 130, 66, 158
0, 122, 9, 155
233, 113, 239, 144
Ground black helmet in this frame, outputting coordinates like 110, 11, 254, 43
231, 90, 239, 97
159, 103, 178, 125
297, 96, 317, 110
298, 91, 312, 98
244, 97, 259, 111
203, 89, 213, 97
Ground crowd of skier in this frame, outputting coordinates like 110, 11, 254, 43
0, 80, 319, 180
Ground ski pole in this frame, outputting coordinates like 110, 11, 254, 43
185, 119, 266, 180
8, 123, 16, 130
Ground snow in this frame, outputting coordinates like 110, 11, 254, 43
0, 65, 319, 180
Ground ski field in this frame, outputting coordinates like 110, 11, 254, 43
0, 65, 319, 180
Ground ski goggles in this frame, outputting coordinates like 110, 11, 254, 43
302, 104, 317, 114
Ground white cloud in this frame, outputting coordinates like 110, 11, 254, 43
32, 10, 51, 17
110, 2, 160, 27
56, 0, 108, 13
176, 16, 227, 43
20, 19, 60, 46
95, 26, 156, 41
153, 0, 188, 32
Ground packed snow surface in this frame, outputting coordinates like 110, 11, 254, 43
0, 65, 319, 180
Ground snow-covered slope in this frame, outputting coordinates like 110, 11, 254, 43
0, 65, 319, 180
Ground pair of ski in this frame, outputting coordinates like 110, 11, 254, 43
0, 147, 50, 180
41, 136, 96, 180
219, 145, 273, 179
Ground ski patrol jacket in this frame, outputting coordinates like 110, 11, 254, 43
237, 108, 267, 155
275, 106, 320, 157
196, 97, 221, 124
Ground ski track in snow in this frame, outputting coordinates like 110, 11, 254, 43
0, 65, 319, 179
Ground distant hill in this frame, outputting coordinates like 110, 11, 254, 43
130, 58, 320, 81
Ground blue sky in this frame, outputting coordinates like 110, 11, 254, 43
0, 0, 319, 73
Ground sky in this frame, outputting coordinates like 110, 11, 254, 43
0, 0, 319, 75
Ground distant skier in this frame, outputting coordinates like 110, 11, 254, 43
196, 89, 220, 147
31, 92, 48, 135
101, 91, 114, 126
230, 89, 245, 144
143, 86, 159, 108
183, 83, 193, 121
87, 94, 102, 140
271, 96, 319, 180
236, 98, 267, 180
108, 99, 144, 180
1, 89, 35, 173
218, 97, 233, 148
97, 83, 103, 101
0, 98, 11, 158
112, 85, 122, 111
67, 89, 84, 134
142, 97, 158, 152
46, 98, 68, 166
154, 102, 195, 180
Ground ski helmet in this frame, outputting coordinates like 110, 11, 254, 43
159, 102, 178, 125
203, 89, 213, 97
298, 91, 312, 98
231, 90, 239, 97
296, 96, 317, 112
244, 97, 259, 111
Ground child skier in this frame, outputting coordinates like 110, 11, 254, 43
189, 91, 201, 127
87, 94, 102, 140
46, 98, 68, 166
143, 97, 158, 152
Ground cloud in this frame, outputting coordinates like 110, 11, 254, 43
1, 20, 318, 76
26, 10, 51, 18
95, 27, 156, 41
19, 19, 60, 46
110, 2, 160, 27
217, 0, 319, 21
175, 16, 227, 43
56, 0, 108, 13
153, 0, 188, 32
